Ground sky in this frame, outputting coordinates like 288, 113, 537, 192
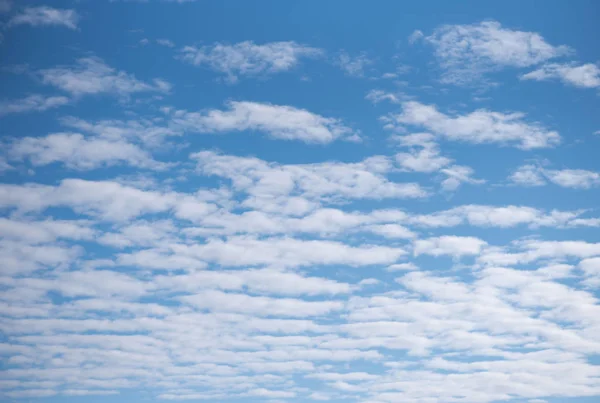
1, 0, 600, 402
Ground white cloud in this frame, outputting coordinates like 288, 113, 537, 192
39, 57, 171, 97
391, 133, 481, 192
0, 94, 69, 116
386, 262, 419, 271
411, 204, 580, 229
395, 146, 452, 173
157, 39, 176, 47
193, 150, 428, 203
335, 51, 373, 77
408, 29, 424, 44
439, 165, 485, 192
155, 268, 351, 296
367, 224, 416, 239
0, 179, 187, 221
0, 217, 95, 244
509, 164, 547, 186
59, 115, 178, 147
413, 235, 487, 257
179, 41, 322, 82
8, 7, 79, 29
154, 236, 406, 268
365, 89, 405, 104
181, 290, 343, 317
423, 21, 570, 84
8, 133, 166, 170
169, 101, 358, 144
3, 18, 600, 403
544, 168, 600, 189
386, 101, 561, 149
478, 239, 600, 266
521, 62, 600, 88
510, 164, 600, 189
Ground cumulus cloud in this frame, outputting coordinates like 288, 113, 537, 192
169, 101, 359, 143
395, 145, 452, 173
179, 41, 322, 82
7, 133, 167, 170
385, 101, 561, 149
413, 235, 487, 257
2, 13, 600, 403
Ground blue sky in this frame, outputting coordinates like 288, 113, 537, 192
1, 1, 600, 402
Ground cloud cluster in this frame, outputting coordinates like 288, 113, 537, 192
1, 9, 599, 403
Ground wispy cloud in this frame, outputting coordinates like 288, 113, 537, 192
167, 101, 359, 143
521, 62, 600, 88
421, 20, 570, 85
0, 94, 69, 116
179, 41, 323, 82
39, 57, 171, 98
8, 6, 79, 30
510, 163, 600, 189
335, 51, 373, 77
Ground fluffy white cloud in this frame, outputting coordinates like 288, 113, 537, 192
8, 133, 166, 170
179, 41, 322, 82
413, 235, 487, 257
181, 290, 343, 317
385, 101, 560, 149
192, 150, 428, 203
510, 164, 600, 189
0, 95, 69, 116
40, 57, 171, 97
2, 14, 599, 403
478, 239, 600, 266
509, 164, 547, 186
8, 7, 79, 29
395, 146, 452, 173
410, 204, 580, 229
423, 20, 570, 84
0, 217, 95, 244
544, 168, 600, 189
439, 165, 485, 192
522, 62, 600, 88
169, 101, 358, 143
0, 179, 207, 221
